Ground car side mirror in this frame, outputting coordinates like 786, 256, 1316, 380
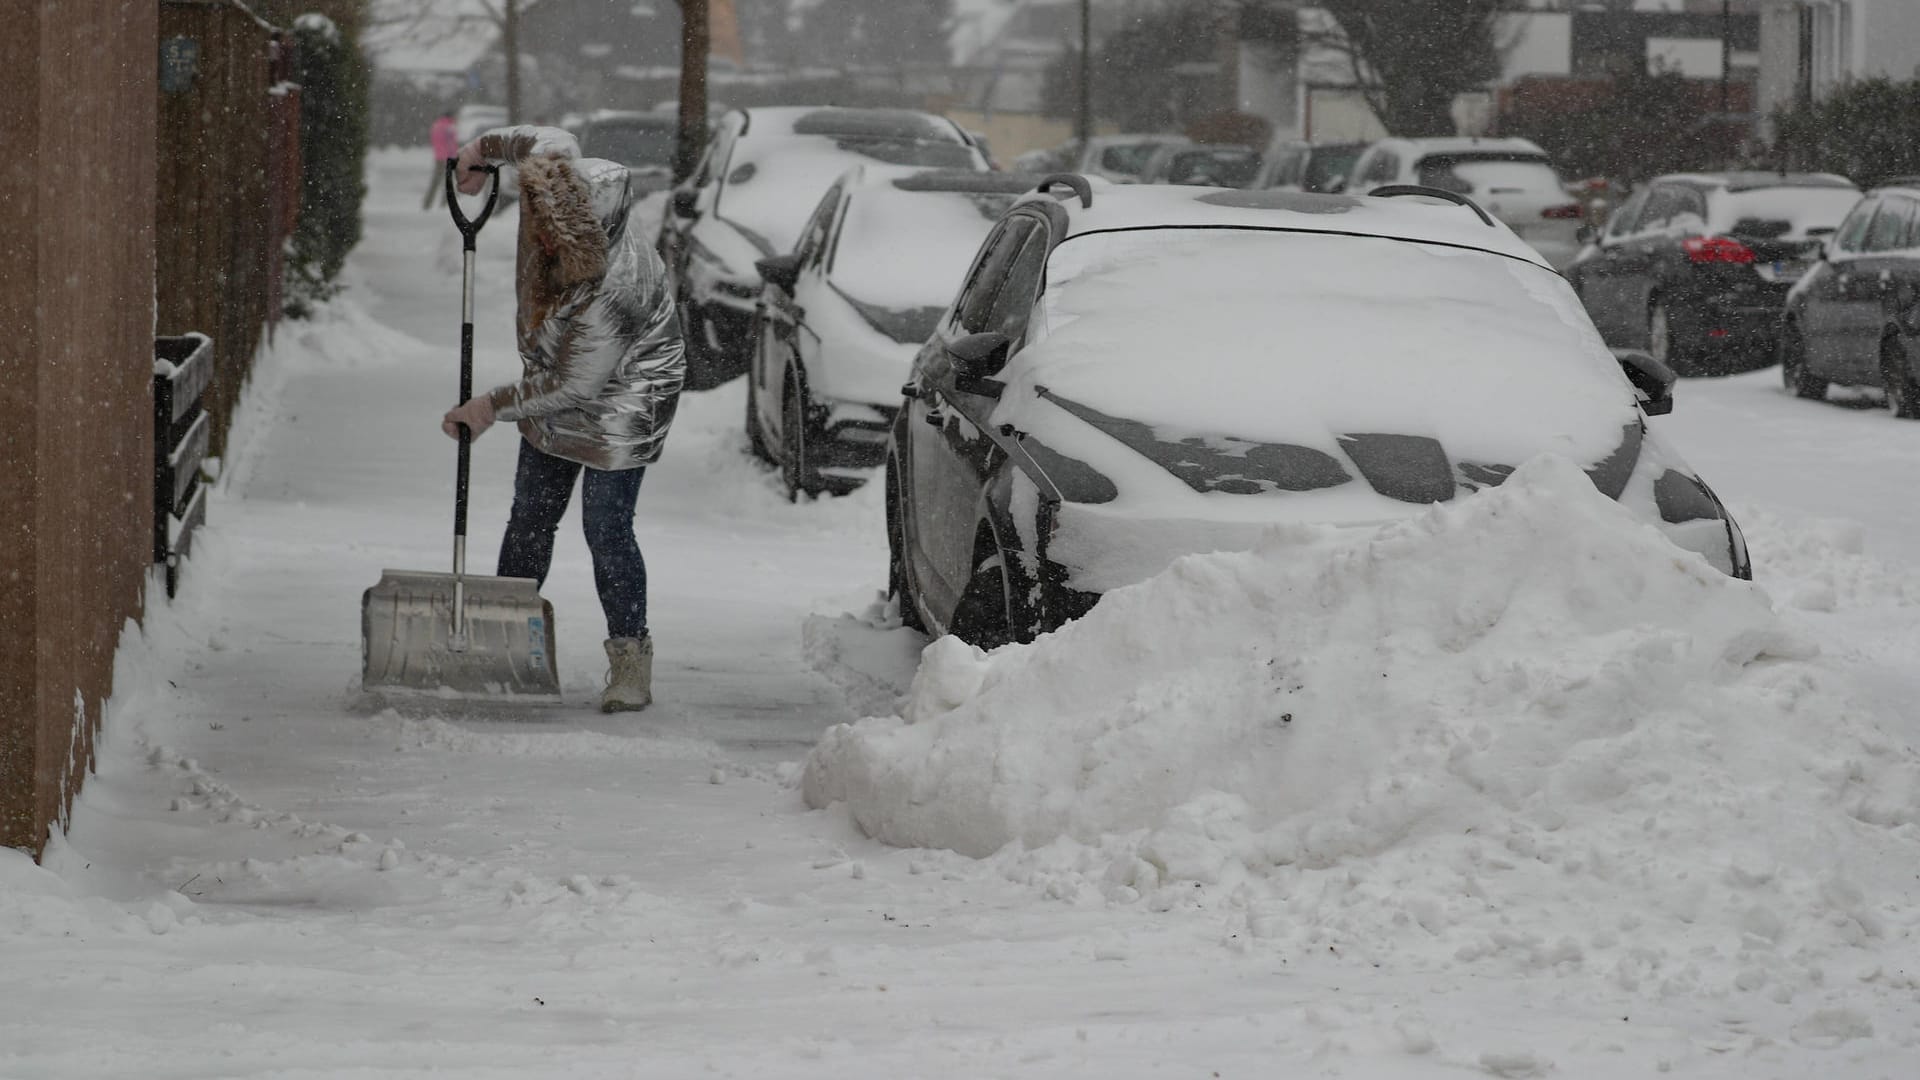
946, 331, 1013, 383
1616, 349, 1675, 416
754, 254, 801, 293
1576, 224, 1599, 246
671, 189, 699, 219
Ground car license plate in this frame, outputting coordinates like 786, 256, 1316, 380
1759, 260, 1803, 283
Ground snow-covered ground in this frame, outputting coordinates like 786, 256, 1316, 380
5, 149, 1919, 1078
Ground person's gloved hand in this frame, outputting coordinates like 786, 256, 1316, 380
454, 140, 491, 195
442, 395, 496, 440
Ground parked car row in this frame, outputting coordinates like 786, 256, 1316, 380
1780, 183, 1920, 416
1566, 172, 1861, 376
652, 104, 1750, 649
657, 107, 988, 389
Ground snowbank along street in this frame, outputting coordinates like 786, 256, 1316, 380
5, 150, 1920, 1079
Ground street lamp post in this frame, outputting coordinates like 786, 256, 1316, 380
1077, 0, 1092, 150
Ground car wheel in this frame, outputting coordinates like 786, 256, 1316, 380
679, 297, 719, 392
1780, 323, 1828, 400
1648, 299, 1693, 375
950, 521, 1039, 649
744, 346, 774, 464
885, 461, 926, 633
781, 374, 825, 500
951, 541, 1015, 650
1882, 337, 1920, 419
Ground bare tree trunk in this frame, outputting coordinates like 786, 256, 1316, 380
676, 0, 710, 183
503, 0, 521, 123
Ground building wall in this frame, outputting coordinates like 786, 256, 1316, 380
1861, 0, 1920, 81
0, 0, 159, 857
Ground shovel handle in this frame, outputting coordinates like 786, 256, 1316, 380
445, 160, 501, 248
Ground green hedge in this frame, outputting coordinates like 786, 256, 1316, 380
1774, 78, 1920, 188
286, 12, 370, 318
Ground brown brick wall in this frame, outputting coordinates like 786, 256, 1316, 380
0, 1, 159, 857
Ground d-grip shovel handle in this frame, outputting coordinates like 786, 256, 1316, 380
444, 159, 501, 247
444, 159, 499, 645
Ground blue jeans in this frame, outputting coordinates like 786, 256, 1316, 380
497, 438, 648, 640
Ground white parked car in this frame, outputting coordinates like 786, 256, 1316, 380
885, 179, 1748, 645
658, 107, 988, 389
1345, 137, 1585, 269
746, 167, 1039, 497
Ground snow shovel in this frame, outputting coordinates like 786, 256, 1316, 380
361, 160, 561, 702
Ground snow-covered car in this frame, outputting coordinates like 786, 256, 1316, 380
575, 110, 677, 195
657, 107, 988, 390
1346, 137, 1585, 269
887, 180, 1751, 646
1137, 144, 1264, 188
1570, 172, 1861, 376
746, 167, 1038, 498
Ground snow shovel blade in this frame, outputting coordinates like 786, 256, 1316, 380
361, 570, 560, 700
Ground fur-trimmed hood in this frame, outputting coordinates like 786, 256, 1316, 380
517, 154, 619, 300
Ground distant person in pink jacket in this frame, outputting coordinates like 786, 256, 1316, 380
424, 111, 459, 209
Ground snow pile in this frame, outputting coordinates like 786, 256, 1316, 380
278, 294, 433, 370
806, 456, 1920, 994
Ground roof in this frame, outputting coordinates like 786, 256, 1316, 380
1369, 137, 1549, 158
736, 106, 968, 144
1014, 183, 1554, 269
583, 111, 675, 129
845, 166, 1041, 197
1655, 171, 1857, 192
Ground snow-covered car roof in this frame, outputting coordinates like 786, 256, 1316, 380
734, 106, 973, 145
1017, 183, 1554, 268
1365, 136, 1549, 158
713, 109, 987, 257
1654, 171, 1857, 193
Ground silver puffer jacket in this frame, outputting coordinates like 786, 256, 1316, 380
475, 126, 685, 471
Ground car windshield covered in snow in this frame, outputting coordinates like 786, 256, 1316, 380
828, 176, 1023, 344
1710, 184, 1862, 241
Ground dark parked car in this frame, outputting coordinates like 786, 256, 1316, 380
1255, 139, 1368, 194
1138, 144, 1265, 188
1779, 184, 1920, 416
657, 107, 986, 389
576, 110, 677, 194
888, 179, 1749, 647
1566, 172, 1861, 375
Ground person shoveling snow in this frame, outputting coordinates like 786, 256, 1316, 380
442, 126, 686, 711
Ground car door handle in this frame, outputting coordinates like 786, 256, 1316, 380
901, 383, 921, 400
923, 406, 945, 428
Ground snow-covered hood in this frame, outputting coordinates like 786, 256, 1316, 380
993, 229, 1639, 524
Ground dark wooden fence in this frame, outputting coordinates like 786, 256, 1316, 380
157, 0, 303, 457
0, 1, 160, 857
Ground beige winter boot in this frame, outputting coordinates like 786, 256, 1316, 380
601, 636, 653, 713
